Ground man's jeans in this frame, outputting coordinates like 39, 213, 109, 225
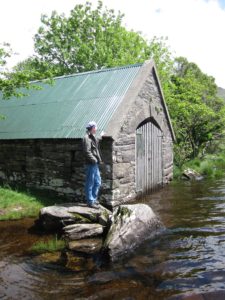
85, 163, 101, 205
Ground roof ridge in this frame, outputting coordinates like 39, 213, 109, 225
30, 62, 144, 84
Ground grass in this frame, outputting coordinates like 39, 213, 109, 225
174, 152, 225, 180
0, 184, 65, 221
30, 236, 65, 254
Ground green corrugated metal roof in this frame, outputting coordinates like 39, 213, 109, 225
0, 63, 142, 139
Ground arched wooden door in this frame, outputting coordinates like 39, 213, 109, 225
136, 119, 163, 194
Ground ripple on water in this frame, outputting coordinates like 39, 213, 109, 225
0, 255, 88, 299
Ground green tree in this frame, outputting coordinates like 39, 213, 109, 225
16, 2, 174, 93
169, 57, 225, 164
13, 57, 53, 82
148, 36, 174, 86
0, 44, 44, 100
33, 1, 150, 76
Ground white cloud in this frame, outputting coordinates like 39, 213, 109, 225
0, 0, 224, 87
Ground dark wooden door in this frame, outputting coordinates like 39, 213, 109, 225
136, 120, 163, 194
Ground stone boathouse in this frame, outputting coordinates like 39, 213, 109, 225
0, 60, 175, 207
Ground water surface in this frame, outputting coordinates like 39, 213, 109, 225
1, 179, 225, 299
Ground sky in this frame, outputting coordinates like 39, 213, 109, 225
0, 0, 225, 87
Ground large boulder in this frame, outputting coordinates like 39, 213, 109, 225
39, 203, 111, 230
103, 204, 163, 261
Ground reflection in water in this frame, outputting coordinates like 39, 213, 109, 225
2, 179, 225, 299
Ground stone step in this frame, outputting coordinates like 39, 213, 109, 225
68, 238, 102, 254
63, 223, 104, 240
39, 202, 112, 230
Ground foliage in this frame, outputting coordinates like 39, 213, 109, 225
0, 44, 31, 99
168, 57, 225, 163
148, 36, 174, 92
13, 57, 54, 82
30, 236, 65, 253
174, 152, 225, 180
0, 44, 53, 100
32, 1, 150, 76
15, 2, 174, 102
0, 43, 12, 67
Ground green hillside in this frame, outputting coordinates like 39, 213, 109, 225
218, 87, 225, 100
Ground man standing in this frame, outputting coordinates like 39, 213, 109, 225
83, 121, 103, 208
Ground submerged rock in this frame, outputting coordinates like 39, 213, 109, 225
63, 223, 104, 240
34, 252, 62, 264
68, 238, 102, 254
65, 251, 95, 271
103, 204, 163, 261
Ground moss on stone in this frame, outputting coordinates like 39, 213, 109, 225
118, 206, 132, 218
71, 213, 92, 223
102, 209, 109, 219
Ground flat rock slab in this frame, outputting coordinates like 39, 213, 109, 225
39, 206, 75, 230
67, 205, 111, 224
103, 204, 163, 261
63, 223, 104, 240
39, 203, 112, 230
68, 238, 102, 254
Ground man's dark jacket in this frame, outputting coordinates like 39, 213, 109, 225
83, 132, 103, 164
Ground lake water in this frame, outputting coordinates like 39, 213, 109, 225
1, 179, 225, 299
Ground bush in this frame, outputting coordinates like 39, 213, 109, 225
199, 160, 214, 176
174, 152, 225, 180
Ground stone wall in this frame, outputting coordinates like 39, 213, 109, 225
0, 138, 113, 203
111, 67, 173, 206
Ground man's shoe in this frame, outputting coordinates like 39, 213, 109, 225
88, 203, 99, 209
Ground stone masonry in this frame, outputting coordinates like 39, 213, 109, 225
110, 66, 173, 206
0, 138, 113, 204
